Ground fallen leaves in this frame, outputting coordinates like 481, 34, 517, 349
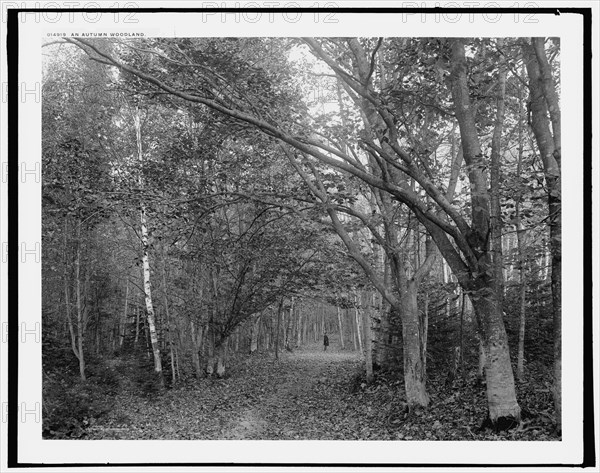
82, 347, 559, 441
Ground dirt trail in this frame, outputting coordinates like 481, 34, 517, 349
88, 346, 372, 440
220, 348, 362, 439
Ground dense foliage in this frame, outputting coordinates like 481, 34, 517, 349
42, 36, 561, 439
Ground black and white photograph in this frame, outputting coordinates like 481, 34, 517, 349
1, 3, 597, 470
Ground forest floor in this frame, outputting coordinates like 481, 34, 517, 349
82, 344, 559, 441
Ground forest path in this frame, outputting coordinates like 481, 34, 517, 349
220, 347, 363, 439
88, 345, 393, 440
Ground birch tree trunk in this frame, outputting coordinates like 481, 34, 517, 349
134, 111, 163, 385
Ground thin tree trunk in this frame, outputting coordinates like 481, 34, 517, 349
354, 296, 363, 352
63, 220, 83, 372
337, 306, 345, 349
119, 280, 129, 349
134, 304, 140, 347
161, 251, 175, 385
490, 38, 507, 302
250, 313, 260, 353
296, 305, 303, 347
515, 76, 527, 382
363, 293, 374, 383
134, 111, 163, 385
275, 298, 284, 360
478, 332, 486, 382
350, 308, 357, 350
205, 326, 215, 375
190, 319, 203, 378
74, 224, 86, 381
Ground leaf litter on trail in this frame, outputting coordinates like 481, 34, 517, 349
85, 348, 558, 441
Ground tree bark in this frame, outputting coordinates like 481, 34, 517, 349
190, 328, 202, 379
250, 313, 260, 353
161, 251, 176, 385
362, 293, 374, 383
524, 39, 561, 432
216, 336, 228, 377
274, 298, 284, 360
296, 304, 303, 347
515, 74, 527, 382
135, 111, 163, 386
450, 38, 519, 423
119, 279, 129, 349
337, 306, 345, 349
490, 38, 507, 300
354, 297, 363, 352
74, 224, 87, 381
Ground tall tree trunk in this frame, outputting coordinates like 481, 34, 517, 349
449, 38, 520, 423
134, 111, 163, 385
515, 74, 527, 382
74, 224, 86, 381
490, 38, 507, 301
524, 39, 561, 432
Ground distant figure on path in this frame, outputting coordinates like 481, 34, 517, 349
323, 333, 329, 351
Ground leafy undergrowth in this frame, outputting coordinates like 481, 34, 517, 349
81, 346, 559, 441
